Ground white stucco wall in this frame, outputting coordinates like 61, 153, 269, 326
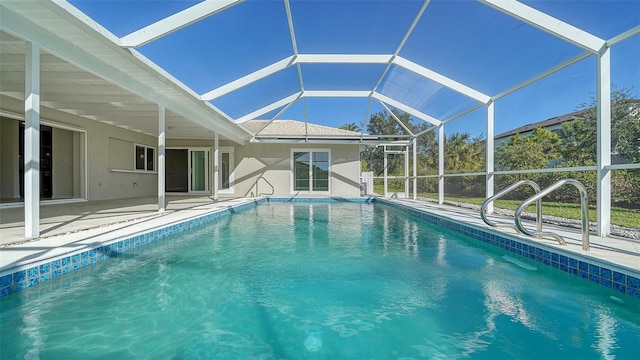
2, 95, 363, 202
1, 95, 158, 201
0, 117, 20, 199
231, 142, 361, 198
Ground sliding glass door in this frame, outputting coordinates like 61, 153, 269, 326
190, 150, 207, 192
166, 148, 209, 193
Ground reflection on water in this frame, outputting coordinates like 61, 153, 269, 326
1, 202, 639, 359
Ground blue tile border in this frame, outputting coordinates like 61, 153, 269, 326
1, 196, 638, 301
375, 198, 640, 300
266, 196, 375, 203
0, 199, 264, 298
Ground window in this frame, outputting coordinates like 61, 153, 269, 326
221, 152, 230, 189
293, 149, 330, 192
218, 147, 235, 193
135, 144, 155, 171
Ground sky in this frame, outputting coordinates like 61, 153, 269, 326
69, 0, 639, 138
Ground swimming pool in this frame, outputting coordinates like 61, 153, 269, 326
1, 201, 639, 358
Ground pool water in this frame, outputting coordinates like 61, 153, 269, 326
1, 202, 639, 359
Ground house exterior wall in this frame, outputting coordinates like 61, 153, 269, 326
1, 95, 363, 202
231, 142, 361, 198
0, 117, 20, 199
1, 95, 158, 201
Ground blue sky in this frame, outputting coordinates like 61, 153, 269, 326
70, 0, 639, 137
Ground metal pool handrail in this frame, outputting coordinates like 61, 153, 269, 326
515, 178, 590, 251
256, 175, 275, 197
481, 179, 542, 234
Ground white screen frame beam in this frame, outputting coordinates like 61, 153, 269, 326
481, 0, 605, 53
119, 0, 243, 48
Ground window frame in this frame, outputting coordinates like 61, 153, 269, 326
290, 148, 331, 194
134, 143, 156, 172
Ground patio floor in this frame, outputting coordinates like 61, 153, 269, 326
0, 196, 230, 246
0, 196, 258, 272
1, 196, 638, 276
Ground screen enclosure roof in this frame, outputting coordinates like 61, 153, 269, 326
0, 0, 638, 143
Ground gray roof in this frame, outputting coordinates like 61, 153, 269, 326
242, 120, 364, 137
495, 109, 587, 140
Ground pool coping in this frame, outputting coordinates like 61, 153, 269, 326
376, 198, 640, 299
1, 196, 638, 300
0, 198, 265, 296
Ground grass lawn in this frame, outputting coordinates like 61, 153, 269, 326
422, 193, 640, 228
373, 186, 640, 229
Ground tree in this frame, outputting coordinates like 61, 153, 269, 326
362, 110, 431, 176
494, 127, 561, 199
557, 116, 595, 164
442, 132, 486, 197
558, 87, 640, 165
443, 133, 485, 173
496, 127, 560, 171
554, 87, 640, 207
366, 110, 428, 138
338, 123, 360, 132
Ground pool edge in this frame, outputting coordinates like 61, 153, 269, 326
376, 197, 640, 300
2, 196, 638, 300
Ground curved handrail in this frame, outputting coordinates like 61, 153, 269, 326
515, 179, 590, 250
481, 179, 542, 234
256, 176, 275, 197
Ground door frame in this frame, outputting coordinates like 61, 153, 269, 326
166, 147, 211, 195
188, 148, 210, 194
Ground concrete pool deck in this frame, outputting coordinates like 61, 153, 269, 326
384, 198, 640, 272
1, 196, 639, 276
0, 196, 258, 272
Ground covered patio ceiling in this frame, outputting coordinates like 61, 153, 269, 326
0, 1, 250, 143
0, 0, 638, 141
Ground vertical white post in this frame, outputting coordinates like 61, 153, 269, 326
383, 145, 388, 197
404, 144, 409, 198
214, 132, 219, 201
486, 100, 495, 214
24, 42, 40, 239
438, 125, 444, 205
596, 47, 611, 237
413, 137, 417, 200
157, 105, 166, 212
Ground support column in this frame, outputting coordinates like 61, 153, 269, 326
438, 125, 444, 205
24, 42, 40, 239
404, 144, 409, 198
214, 132, 219, 201
383, 146, 388, 198
158, 105, 166, 212
596, 47, 611, 237
486, 100, 495, 214
413, 137, 417, 200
